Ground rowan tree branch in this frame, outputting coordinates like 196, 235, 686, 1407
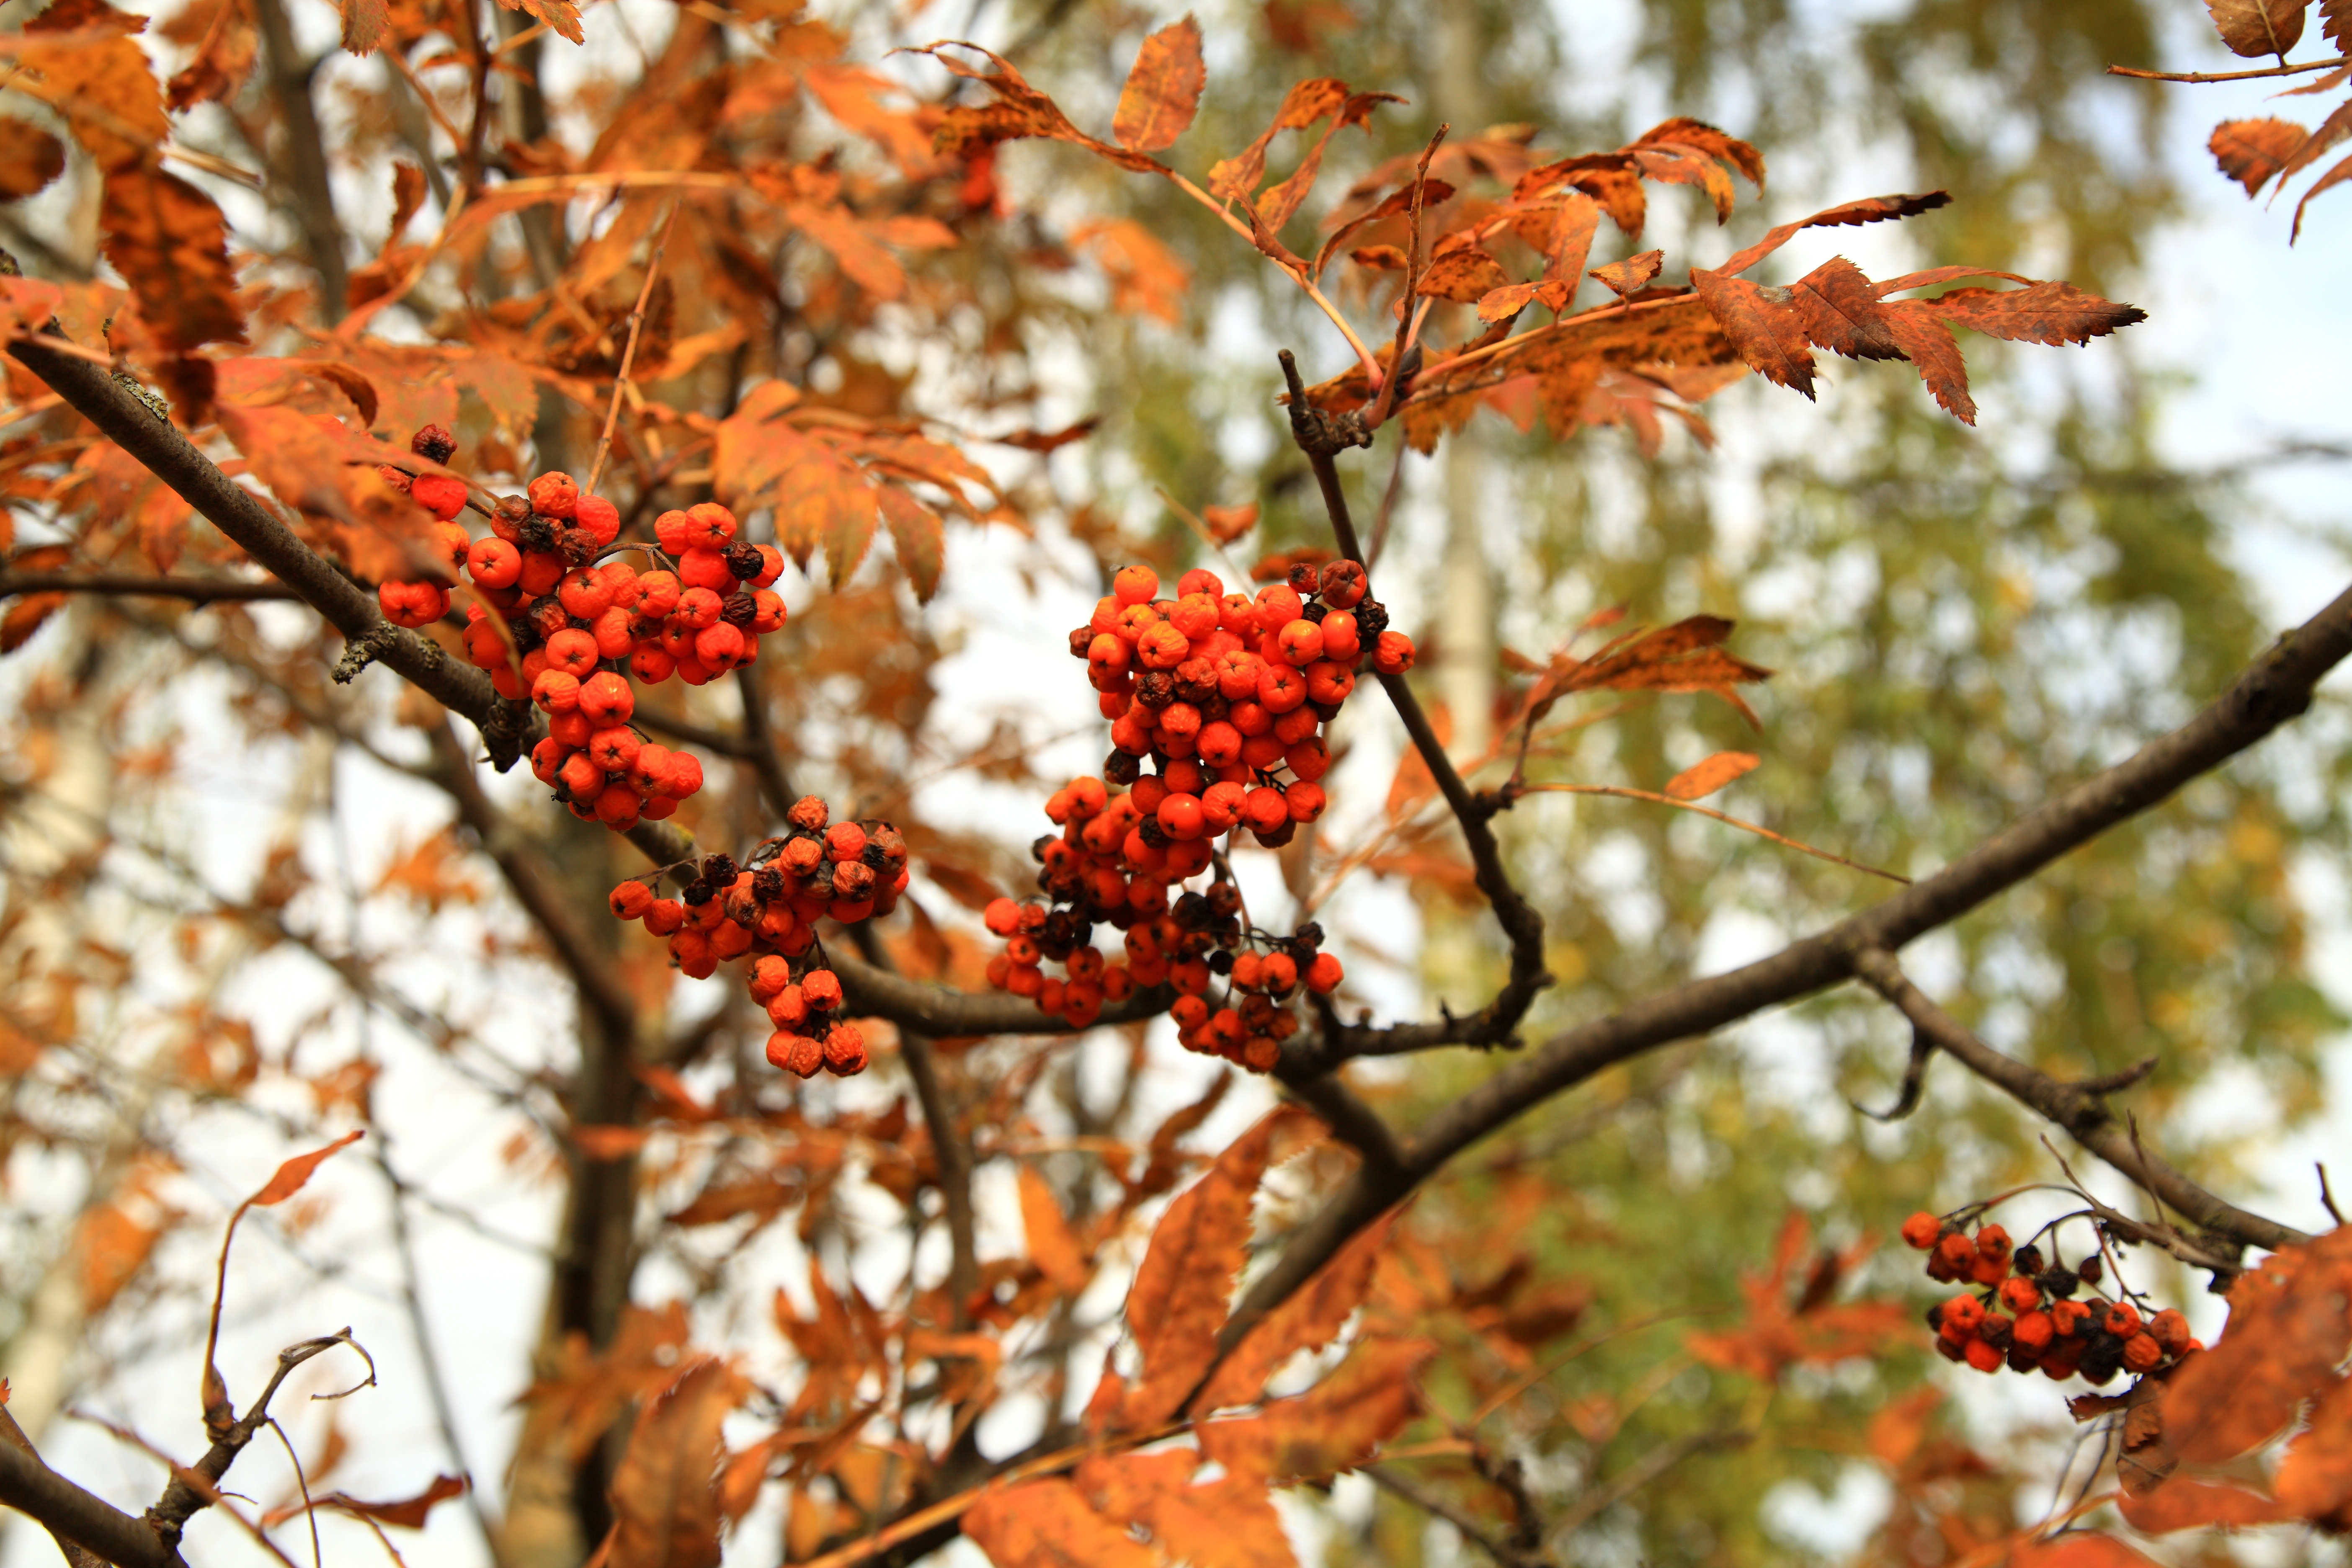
0, 1442, 181, 1568
1849, 945, 2309, 1255
247, 0, 347, 317
3, 333, 539, 769
1217, 576, 2352, 1354
0, 571, 299, 603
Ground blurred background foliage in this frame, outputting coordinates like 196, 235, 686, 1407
980, 0, 2344, 1560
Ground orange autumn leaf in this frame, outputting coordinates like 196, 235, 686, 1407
1198, 1334, 1434, 1481
2211, 118, 2307, 196
608, 1359, 748, 1568
2117, 1478, 2286, 1534
1017, 1166, 1088, 1296
248, 1130, 363, 1207
2162, 1227, 2352, 1465
1141, 1475, 1296, 1568
1112, 15, 1205, 153
2009, 1535, 2164, 1568
1195, 1207, 1397, 1412
1664, 750, 1759, 801
2275, 1372, 2352, 1523
1117, 1107, 1309, 1427
100, 164, 246, 353
264, 1474, 467, 1529
1686, 1211, 1909, 1382
963, 1477, 1157, 1568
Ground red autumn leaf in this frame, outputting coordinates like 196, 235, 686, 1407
1112, 15, 1205, 152
1209, 76, 1349, 202
247, 1130, 363, 1207
1711, 190, 1950, 278
1685, 1211, 1909, 1382
2211, 118, 2308, 196
18, 0, 169, 173
1416, 246, 1511, 303
1664, 751, 1759, 801
608, 1358, 748, 1568
1917, 281, 2146, 347
1689, 268, 1818, 395
1197, 1335, 1434, 1481
2009, 1535, 2164, 1568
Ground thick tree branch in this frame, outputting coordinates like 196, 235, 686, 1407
3, 334, 537, 769
0, 1442, 180, 1568
1219, 578, 2352, 1352
1849, 945, 2309, 1254
0, 571, 299, 603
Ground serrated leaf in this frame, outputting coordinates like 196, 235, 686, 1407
2207, 0, 2305, 56
963, 1478, 1157, 1568
1112, 15, 1204, 152
1197, 1336, 1434, 1481
1196, 1209, 1396, 1412
2211, 118, 2308, 196
101, 163, 247, 352
608, 1359, 745, 1568
877, 485, 944, 601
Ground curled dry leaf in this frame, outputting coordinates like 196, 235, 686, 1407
2206, 0, 2306, 57
2211, 118, 2308, 196
1590, 249, 1664, 300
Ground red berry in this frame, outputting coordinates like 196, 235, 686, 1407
1900, 1212, 1942, 1251
527, 471, 579, 518
609, 881, 653, 920
1305, 952, 1343, 993
412, 474, 469, 519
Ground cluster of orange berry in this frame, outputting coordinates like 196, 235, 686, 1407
607, 796, 907, 1074
1903, 1212, 2200, 1385
375, 425, 788, 832
983, 880, 1339, 1070
1079, 559, 1413, 844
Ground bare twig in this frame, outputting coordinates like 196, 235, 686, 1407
585, 201, 680, 495
1543, 1430, 1746, 1545
1364, 1464, 1543, 1568
2320, 1163, 2345, 1226
1515, 782, 1908, 883
2108, 55, 2349, 83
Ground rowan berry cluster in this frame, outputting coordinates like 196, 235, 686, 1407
374, 424, 788, 832
607, 796, 909, 1077
983, 877, 1341, 1071
1902, 1211, 2200, 1385
1079, 558, 1413, 845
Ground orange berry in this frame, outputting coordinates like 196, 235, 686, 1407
608, 881, 653, 920
1113, 564, 1159, 606
1305, 952, 1343, 993
2148, 1308, 2192, 1354
1934, 1232, 1975, 1273
1900, 1212, 1942, 1251
1963, 1338, 2004, 1374
1998, 1277, 2042, 1315
800, 969, 843, 1011
823, 1021, 867, 1075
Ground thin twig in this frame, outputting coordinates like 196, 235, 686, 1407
1515, 783, 1908, 882
2107, 55, 2349, 83
0, 570, 299, 603
2320, 1162, 2345, 1226
264, 1419, 321, 1568
585, 202, 681, 495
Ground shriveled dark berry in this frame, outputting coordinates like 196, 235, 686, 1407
1135, 671, 1175, 709
2077, 1254, 2104, 1286
1068, 627, 1094, 658
1208, 949, 1235, 975
725, 541, 764, 580
701, 854, 739, 885
1105, 751, 1141, 786
1138, 817, 1170, 849
1293, 921, 1324, 949
1302, 600, 1328, 623
681, 879, 715, 906
1206, 882, 1241, 918
721, 590, 758, 628
519, 516, 556, 554
1031, 834, 1056, 864
1287, 562, 1320, 593
410, 423, 457, 463
1173, 892, 1212, 930
557, 526, 596, 567
495, 494, 533, 526
751, 867, 785, 903
2012, 1244, 2044, 1278
1355, 598, 1390, 637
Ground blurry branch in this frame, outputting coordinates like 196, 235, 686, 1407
733, 663, 799, 819
3, 334, 538, 770
0, 1439, 178, 1568
1850, 946, 2307, 1257
1364, 1465, 1545, 1568
425, 717, 638, 1047
0, 571, 299, 603
846, 921, 978, 1327
146, 1332, 367, 1557
1541, 1430, 1749, 1547
246, 0, 347, 317
0, 1405, 113, 1568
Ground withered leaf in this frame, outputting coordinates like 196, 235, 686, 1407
1196, 1208, 1397, 1412
1017, 1167, 1088, 1296
0, 122, 67, 200
1787, 255, 1904, 360
2278, 98, 2352, 188
19, 0, 168, 173
2163, 1228, 2352, 1465
1140, 1476, 1296, 1568
608, 1359, 745, 1568
2294, 149, 2352, 240
1711, 191, 1950, 279
339, 0, 387, 54
1209, 76, 1349, 202
101, 164, 247, 352
1111, 15, 1204, 153
1118, 1108, 1308, 1428
1, 593, 68, 655
1415, 245, 1509, 302
1476, 279, 1573, 322
2207, 0, 2305, 56
1920, 281, 2148, 346
247, 1131, 363, 1207
2009, 1537, 2164, 1568
265, 1475, 467, 1530
2275, 1371, 2352, 1521
877, 485, 943, 603
1664, 751, 1759, 801
1688, 269, 1816, 395
1071, 218, 1190, 326
1589, 249, 1663, 300
1197, 1336, 1434, 1481
2211, 117, 2308, 196
2117, 1478, 2287, 1533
